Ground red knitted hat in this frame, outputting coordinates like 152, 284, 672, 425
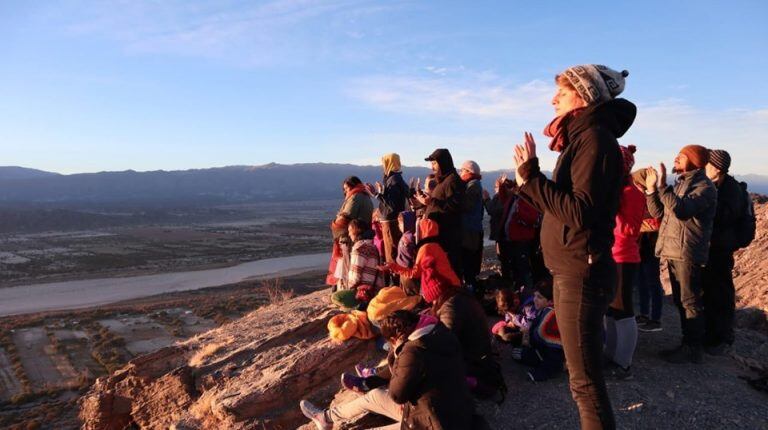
680, 145, 709, 169
619, 144, 636, 176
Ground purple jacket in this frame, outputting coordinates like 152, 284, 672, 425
396, 211, 417, 268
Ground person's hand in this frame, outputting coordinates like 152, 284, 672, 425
415, 193, 429, 205
659, 163, 667, 188
645, 167, 658, 193
364, 183, 376, 195
482, 189, 490, 201
375, 181, 383, 195
514, 132, 537, 186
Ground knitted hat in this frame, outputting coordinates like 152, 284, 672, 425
561, 64, 629, 105
708, 149, 731, 173
680, 145, 709, 169
619, 144, 637, 176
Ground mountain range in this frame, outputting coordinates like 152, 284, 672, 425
1, 164, 766, 207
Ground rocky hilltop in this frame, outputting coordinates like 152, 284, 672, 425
80, 198, 768, 429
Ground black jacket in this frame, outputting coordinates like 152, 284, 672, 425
518, 99, 636, 276
710, 174, 747, 254
388, 322, 473, 430
424, 149, 466, 253
434, 289, 492, 366
377, 171, 409, 221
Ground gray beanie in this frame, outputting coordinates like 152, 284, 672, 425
562, 64, 629, 104
708, 149, 731, 173
460, 160, 481, 175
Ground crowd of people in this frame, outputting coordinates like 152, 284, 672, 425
300, 64, 756, 430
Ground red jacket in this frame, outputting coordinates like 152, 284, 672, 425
498, 187, 541, 242
612, 183, 645, 263
389, 219, 460, 302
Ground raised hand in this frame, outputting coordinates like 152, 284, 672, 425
645, 166, 658, 192
375, 181, 383, 194
482, 189, 490, 200
659, 163, 667, 188
514, 132, 538, 186
365, 183, 376, 195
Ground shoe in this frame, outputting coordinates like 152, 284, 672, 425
340, 373, 368, 394
662, 344, 703, 364
704, 343, 731, 356
639, 320, 663, 332
609, 366, 633, 381
299, 400, 332, 430
355, 364, 376, 378
635, 315, 651, 326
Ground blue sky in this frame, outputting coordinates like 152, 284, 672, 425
1, 0, 766, 175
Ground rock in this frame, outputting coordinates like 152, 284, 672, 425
79, 289, 377, 429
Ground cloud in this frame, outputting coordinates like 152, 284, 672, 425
48, 0, 407, 66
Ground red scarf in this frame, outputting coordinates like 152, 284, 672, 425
543, 107, 586, 152
460, 171, 482, 182
345, 183, 367, 199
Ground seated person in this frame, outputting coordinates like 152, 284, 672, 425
395, 211, 419, 296
511, 281, 564, 382
331, 219, 384, 310
300, 310, 473, 430
491, 288, 536, 345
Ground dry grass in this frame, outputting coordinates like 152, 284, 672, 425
189, 342, 227, 367
261, 278, 295, 305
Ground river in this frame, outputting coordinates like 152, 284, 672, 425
0, 253, 329, 317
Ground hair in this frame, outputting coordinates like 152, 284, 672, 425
380, 310, 420, 341
342, 176, 363, 188
348, 218, 369, 235
495, 288, 518, 315
555, 73, 576, 91
534, 278, 554, 301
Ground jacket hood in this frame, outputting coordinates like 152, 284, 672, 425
382, 153, 402, 176
568, 98, 637, 140
400, 211, 416, 234
426, 148, 456, 178
418, 218, 440, 240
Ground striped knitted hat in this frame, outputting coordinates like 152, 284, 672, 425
561, 64, 629, 105
708, 149, 731, 173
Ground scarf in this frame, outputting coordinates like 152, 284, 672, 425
543, 107, 586, 152
460, 171, 482, 182
345, 183, 367, 199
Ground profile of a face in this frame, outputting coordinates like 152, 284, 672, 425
552, 84, 586, 117
673, 153, 688, 174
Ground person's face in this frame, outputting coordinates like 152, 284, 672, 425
533, 291, 550, 310
348, 225, 360, 241
552, 84, 586, 117
430, 160, 439, 173
673, 153, 688, 173
705, 163, 721, 181
342, 183, 351, 196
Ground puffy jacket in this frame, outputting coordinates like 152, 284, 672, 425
388, 321, 474, 430
462, 178, 484, 233
709, 174, 749, 254
518, 99, 636, 276
647, 168, 717, 264
395, 211, 417, 268
611, 183, 645, 263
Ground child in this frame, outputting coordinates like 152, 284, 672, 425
511, 281, 563, 382
491, 288, 536, 345
395, 211, 418, 295
331, 219, 384, 310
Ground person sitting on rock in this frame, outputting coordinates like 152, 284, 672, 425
331, 219, 384, 310
299, 310, 473, 430
491, 288, 536, 345
395, 211, 419, 296
511, 280, 564, 382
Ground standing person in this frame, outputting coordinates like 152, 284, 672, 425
367, 153, 409, 267
500, 180, 540, 293
459, 160, 485, 291
631, 169, 664, 333
603, 145, 645, 379
415, 149, 466, 277
702, 149, 753, 355
327, 176, 374, 289
513, 64, 635, 430
645, 144, 717, 364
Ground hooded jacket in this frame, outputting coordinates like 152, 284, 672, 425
388, 319, 473, 430
424, 149, 466, 252
461, 177, 484, 234
377, 154, 410, 221
395, 211, 417, 268
647, 168, 717, 264
612, 183, 645, 263
709, 174, 748, 254
517, 99, 637, 275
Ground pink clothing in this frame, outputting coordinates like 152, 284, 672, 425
612, 183, 645, 263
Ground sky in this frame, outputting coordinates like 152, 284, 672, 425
1, 0, 767, 175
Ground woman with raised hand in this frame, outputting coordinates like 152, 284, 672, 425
513, 65, 636, 430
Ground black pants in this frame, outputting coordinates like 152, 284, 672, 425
667, 259, 705, 347
607, 263, 638, 319
462, 231, 484, 288
702, 250, 735, 346
553, 261, 616, 430
497, 240, 534, 293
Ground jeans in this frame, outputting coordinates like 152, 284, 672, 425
702, 250, 735, 346
637, 255, 664, 321
329, 387, 401, 430
497, 240, 534, 293
667, 259, 705, 347
553, 260, 616, 430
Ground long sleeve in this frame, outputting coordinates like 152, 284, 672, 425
658, 181, 717, 221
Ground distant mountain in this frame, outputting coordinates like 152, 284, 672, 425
736, 174, 768, 195
0, 166, 60, 180
0, 163, 513, 207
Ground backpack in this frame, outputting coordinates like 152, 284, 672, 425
735, 182, 756, 249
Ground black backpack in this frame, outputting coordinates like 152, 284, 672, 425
735, 182, 756, 249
